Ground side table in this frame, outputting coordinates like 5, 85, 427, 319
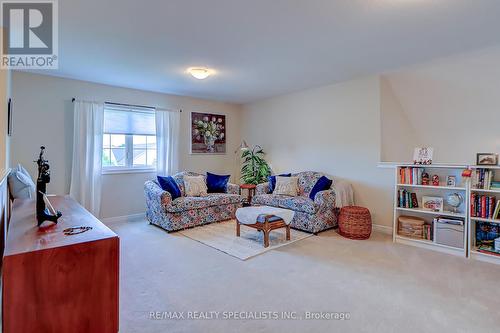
239, 184, 257, 206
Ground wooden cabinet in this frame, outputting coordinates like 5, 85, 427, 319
2, 196, 119, 333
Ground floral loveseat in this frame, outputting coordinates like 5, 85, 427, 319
252, 171, 353, 233
145, 172, 244, 232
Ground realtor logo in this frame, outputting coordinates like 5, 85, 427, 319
1, 0, 58, 69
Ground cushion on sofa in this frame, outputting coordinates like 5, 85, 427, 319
157, 176, 182, 200
274, 176, 299, 196
309, 176, 333, 200
172, 171, 203, 196
295, 172, 324, 196
252, 194, 318, 214
184, 175, 208, 197
8, 164, 36, 199
206, 172, 230, 193
268, 173, 291, 192
167, 194, 243, 213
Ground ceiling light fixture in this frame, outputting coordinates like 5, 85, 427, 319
188, 67, 211, 80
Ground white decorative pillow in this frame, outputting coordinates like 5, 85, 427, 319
274, 176, 298, 196
184, 176, 208, 197
8, 164, 36, 199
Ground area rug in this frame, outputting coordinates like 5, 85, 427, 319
177, 220, 313, 260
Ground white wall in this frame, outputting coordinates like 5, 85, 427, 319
11, 72, 242, 218
383, 45, 500, 164
241, 76, 394, 227
380, 76, 419, 162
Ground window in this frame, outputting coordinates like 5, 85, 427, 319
102, 104, 156, 172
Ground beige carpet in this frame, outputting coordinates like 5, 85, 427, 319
178, 220, 312, 260
108, 218, 500, 333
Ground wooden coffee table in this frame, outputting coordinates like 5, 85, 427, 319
236, 214, 290, 248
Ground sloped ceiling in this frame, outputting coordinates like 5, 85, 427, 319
24, 0, 500, 103
384, 46, 500, 163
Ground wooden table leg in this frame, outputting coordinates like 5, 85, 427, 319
263, 217, 270, 247
264, 230, 270, 247
236, 219, 240, 237
286, 225, 290, 241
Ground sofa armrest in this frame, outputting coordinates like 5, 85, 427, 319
314, 189, 336, 208
144, 180, 172, 209
256, 182, 270, 195
226, 183, 239, 195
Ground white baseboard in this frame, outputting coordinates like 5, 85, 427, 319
372, 223, 393, 235
102, 213, 145, 224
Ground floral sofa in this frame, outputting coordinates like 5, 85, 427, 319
252, 171, 353, 233
145, 172, 244, 232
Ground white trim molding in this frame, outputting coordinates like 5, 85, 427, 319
372, 223, 393, 235
102, 213, 145, 224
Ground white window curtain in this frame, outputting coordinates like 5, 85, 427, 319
155, 109, 180, 176
70, 100, 104, 217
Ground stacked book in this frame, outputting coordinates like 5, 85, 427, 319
397, 189, 418, 209
399, 167, 424, 185
471, 193, 500, 219
491, 181, 500, 190
472, 169, 495, 190
423, 224, 432, 241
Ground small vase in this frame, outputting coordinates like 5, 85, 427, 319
204, 135, 216, 153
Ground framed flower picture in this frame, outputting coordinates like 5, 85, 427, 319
191, 112, 226, 154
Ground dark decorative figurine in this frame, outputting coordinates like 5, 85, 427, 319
422, 172, 430, 186
35, 146, 62, 226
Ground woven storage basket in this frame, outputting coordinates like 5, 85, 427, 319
338, 206, 372, 240
398, 216, 425, 238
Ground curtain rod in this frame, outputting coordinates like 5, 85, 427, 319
71, 98, 182, 112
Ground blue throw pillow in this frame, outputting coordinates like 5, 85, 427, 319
309, 176, 333, 200
157, 176, 182, 200
268, 173, 292, 192
206, 172, 230, 193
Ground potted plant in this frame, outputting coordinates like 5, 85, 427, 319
240, 145, 271, 185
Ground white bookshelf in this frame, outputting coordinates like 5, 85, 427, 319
467, 166, 500, 263
395, 207, 466, 218
398, 184, 466, 191
386, 163, 500, 264
393, 164, 468, 257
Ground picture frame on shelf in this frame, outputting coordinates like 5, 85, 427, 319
413, 147, 433, 165
446, 175, 457, 187
422, 196, 443, 212
476, 153, 498, 166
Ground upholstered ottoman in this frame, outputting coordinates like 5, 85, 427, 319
338, 206, 372, 240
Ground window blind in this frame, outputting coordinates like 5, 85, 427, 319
103, 105, 155, 135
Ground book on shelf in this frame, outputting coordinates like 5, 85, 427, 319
471, 193, 499, 219
397, 189, 419, 209
423, 223, 432, 241
476, 245, 500, 256
491, 181, 500, 190
472, 169, 495, 190
399, 167, 424, 185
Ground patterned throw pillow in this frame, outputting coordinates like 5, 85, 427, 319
273, 176, 299, 196
184, 176, 208, 197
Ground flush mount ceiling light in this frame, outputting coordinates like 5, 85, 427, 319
188, 67, 212, 80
